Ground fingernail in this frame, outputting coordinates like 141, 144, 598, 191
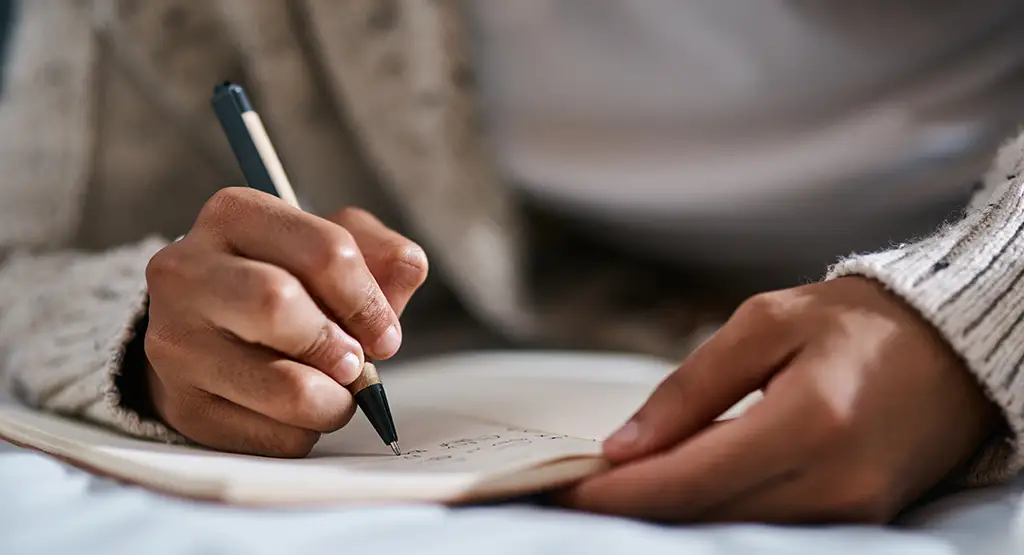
372, 325, 402, 358
605, 420, 642, 451
402, 244, 428, 269
340, 352, 362, 383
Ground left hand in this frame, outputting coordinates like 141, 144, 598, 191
561, 277, 1000, 524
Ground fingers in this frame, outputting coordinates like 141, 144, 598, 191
565, 378, 813, 522
147, 247, 364, 385
149, 372, 322, 458
144, 191, 425, 454
192, 188, 402, 359
603, 292, 804, 462
146, 317, 356, 434
329, 207, 429, 316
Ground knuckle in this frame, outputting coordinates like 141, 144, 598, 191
295, 321, 348, 369
200, 187, 255, 222
737, 292, 789, 324
204, 188, 256, 216
347, 284, 393, 333
308, 228, 359, 275
633, 372, 692, 427
658, 370, 693, 407
145, 245, 187, 288
249, 269, 305, 324
333, 206, 365, 224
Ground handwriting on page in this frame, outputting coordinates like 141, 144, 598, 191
339, 427, 599, 473
395, 429, 572, 460
309, 415, 602, 474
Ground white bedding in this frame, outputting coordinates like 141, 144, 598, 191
2, 352, 1022, 555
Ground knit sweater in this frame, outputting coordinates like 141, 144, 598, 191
0, 1, 1022, 486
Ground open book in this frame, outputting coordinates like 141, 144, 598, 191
0, 352, 757, 506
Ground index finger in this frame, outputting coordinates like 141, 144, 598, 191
604, 293, 804, 462
564, 380, 815, 522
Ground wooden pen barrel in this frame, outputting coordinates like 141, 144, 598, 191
348, 361, 382, 394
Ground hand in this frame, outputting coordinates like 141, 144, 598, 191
143, 188, 428, 457
562, 277, 1000, 523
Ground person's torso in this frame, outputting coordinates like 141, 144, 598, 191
76, 2, 393, 252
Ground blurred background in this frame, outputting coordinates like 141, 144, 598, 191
406, 0, 1024, 357
467, 0, 1024, 279
4, 1, 1024, 358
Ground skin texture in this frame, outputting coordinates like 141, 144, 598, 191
143, 188, 428, 457
561, 277, 1000, 524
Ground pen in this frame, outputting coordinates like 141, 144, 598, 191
210, 81, 401, 456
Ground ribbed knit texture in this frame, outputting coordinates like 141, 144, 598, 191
828, 132, 1024, 483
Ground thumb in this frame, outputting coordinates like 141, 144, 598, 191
329, 207, 429, 316
604, 296, 800, 463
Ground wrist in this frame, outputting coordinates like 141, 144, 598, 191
114, 301, 162, 422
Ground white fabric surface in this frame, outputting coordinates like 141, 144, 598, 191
1, 352, 1023, 555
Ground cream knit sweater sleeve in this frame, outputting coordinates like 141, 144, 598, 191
0, 2, 170, 442
828, 132, 1024, 483
0, 237, 182, 443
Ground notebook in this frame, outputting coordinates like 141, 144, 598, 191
0, 351, 758, 506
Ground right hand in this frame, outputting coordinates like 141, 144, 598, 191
143, 187, 428, 457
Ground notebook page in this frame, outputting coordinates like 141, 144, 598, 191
305, 407, 602, 474
0, 403, 601, 482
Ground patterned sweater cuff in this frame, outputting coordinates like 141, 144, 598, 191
0, 236, 184, 443
826, 184, 1024, 484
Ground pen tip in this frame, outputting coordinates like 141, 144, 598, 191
390, 442, 402, 456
